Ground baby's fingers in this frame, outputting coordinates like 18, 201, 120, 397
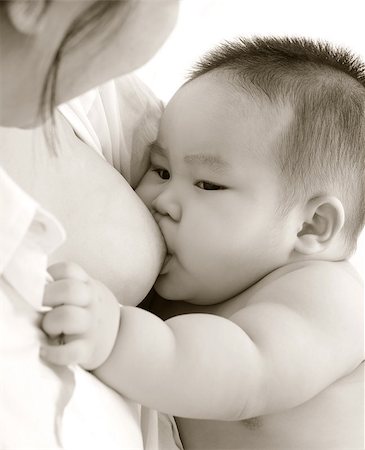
48, 262, 90, 282
43, 279, 91, 308
42, 306, 91, 336
40, 339, 91, 366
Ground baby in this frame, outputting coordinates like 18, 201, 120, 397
41, 37, 364, 449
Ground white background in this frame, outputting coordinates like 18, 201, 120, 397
138, 0, 365, 274
139, 0, 365, 101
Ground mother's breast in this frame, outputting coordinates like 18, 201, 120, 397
0, 118, 165, 305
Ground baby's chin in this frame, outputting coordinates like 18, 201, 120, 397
153, 277, 227, 306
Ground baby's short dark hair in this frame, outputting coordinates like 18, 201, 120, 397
189, 37, 365, 253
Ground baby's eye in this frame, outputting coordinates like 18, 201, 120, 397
196, 181, 226, 191
153, 168, 170, 180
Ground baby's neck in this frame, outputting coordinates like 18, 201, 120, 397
147, 258, 353, 321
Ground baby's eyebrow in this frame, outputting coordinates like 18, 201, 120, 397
184, 153, 231, 172
149, 141, 231, 173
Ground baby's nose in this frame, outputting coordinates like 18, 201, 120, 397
152, 189, 182, 222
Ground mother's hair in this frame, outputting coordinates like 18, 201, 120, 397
39, 1, 127, 123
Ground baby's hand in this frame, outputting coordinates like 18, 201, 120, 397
40, 262, 121, 371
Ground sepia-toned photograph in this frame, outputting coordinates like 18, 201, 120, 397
0, 1, 364, 449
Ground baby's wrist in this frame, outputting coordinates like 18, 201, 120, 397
94, 304, 122, 370
82, 282, 122, 371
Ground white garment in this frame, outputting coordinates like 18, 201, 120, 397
58, 74, 164, 188
0, 166, 145, 449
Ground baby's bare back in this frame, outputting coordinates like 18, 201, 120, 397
177, 362, 364, 449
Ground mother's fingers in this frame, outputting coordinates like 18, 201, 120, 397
43, 279, 91, 307
40, 339, 91, 366
42, 305, 91, 336
47, 262, 90, 283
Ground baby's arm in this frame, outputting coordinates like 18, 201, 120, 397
96, 307, 263, 419
42, 261, 363, 420
95, 262, 362, 419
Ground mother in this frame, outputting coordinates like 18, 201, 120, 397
0, 1, 178, 449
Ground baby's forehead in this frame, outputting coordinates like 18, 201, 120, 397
168, 73, 293, 150
179, 71, 292, 123
158, 82, 293, 174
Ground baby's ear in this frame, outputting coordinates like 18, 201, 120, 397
6, 0, 49, 35
294, 196, 345, 255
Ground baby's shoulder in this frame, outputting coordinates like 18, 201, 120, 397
298, 259, 359, 287
246, 260, 363, 310
278, 259, 361, 286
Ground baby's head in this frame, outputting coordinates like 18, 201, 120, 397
137, 37, 365, 304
